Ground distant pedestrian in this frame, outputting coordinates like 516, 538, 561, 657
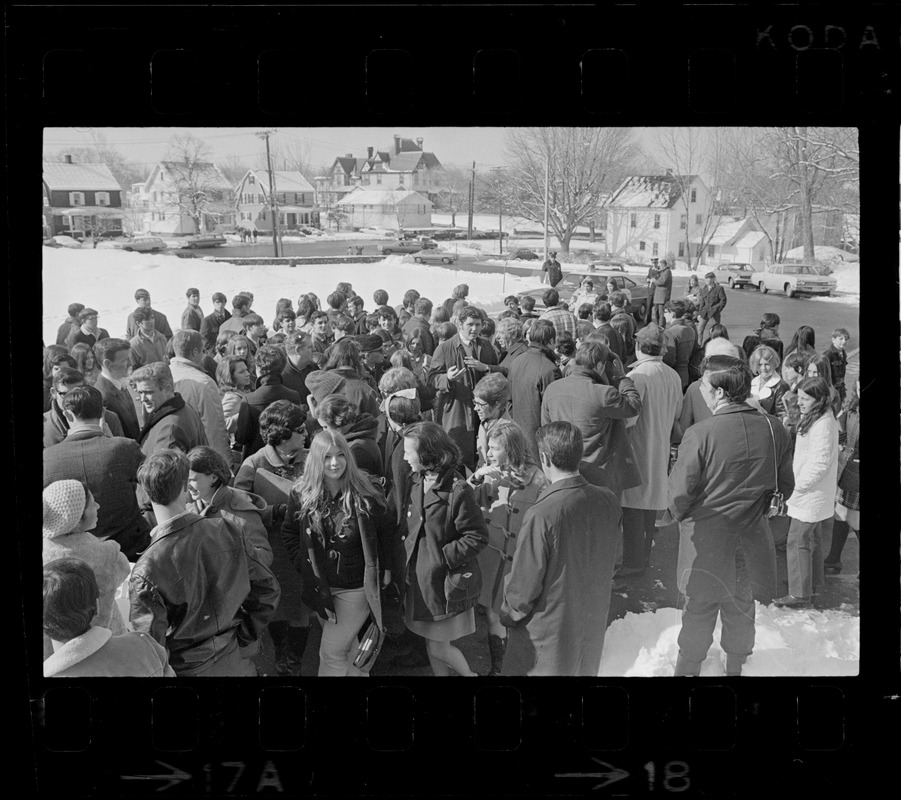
541, 251, 562, 287
696, 272, 727, 344
252, 229, 258, 243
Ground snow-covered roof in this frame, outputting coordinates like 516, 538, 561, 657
388, 152, 441, 172
694, 219, 750, 246
336, 188, 432, 207
43, 162, 120, 192
245, 170, 315, 193
605, 174, 698, 209
734, 231, 766, 249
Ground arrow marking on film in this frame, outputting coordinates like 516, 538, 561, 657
121, 760, 192, 791
556, 757, 630, 791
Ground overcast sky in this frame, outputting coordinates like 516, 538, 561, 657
43, 126, 665, 176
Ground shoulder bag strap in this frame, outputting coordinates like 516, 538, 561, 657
763, 414, 779, 493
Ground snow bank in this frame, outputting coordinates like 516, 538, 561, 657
41, 247, 542, 344
598, 604, 859, 677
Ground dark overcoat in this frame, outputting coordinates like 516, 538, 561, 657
507, 343, 561, 463
500, 475, 621, 676
669, 403, 795, 604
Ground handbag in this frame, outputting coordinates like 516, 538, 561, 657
380, 581, 407, 639
351, 615, 384, 672
763, 415, 787, 518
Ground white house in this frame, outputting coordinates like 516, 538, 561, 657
335, 187, 431, 230
603, 173, 712, 264
234, 170, 317, 232
691, 217, 769, 269
43, 158, 125, 238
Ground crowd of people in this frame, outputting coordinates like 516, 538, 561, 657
41, 266, 860, 678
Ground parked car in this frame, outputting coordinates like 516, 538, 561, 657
431, 228, 464, 240
508, 248, 541, 261
117, 237, 168, 253
517, 269, 650, 321
412, 250, 459, 266
43, 235, 83, 249
95, 229, 126, 240
714, 262, 757, 289
754, 263, 837, 298
379, 239, 437, 255
588, 257, 626, 272
185, 233, 227, 248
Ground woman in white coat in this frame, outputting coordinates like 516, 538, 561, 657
775, 377, 839, 606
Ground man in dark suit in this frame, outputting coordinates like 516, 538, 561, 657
235, 345, 301, 458
44, 368, 124, 448
94, 338, 142, 441
43, 386, 150, 560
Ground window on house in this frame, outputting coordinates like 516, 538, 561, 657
43, 195, 50, 207
680, 214, 687, 230
376, 174, 382, 185
652, 242, 659, 256
653, 214, 660, 229
69, 192, 85, 206
707, 246, 715, 258
96, 192, 110, 206
153, 192, 158, 202
261, 209, 267, 220
639, 241, 646, 251
691, 188, 697, 203
678, 242, 685, 257
249, 175, 255, 185
695, 214, 702, 225
363, 175, 370, 185
630, 213, 637, 228
160, 212, 166, 221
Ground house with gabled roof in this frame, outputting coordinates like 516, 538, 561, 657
335, 186, 432, 230
43, 156, 125, 238
690, 217, 768, 269
129, 160, 234, 234
234, 169, 317, 232
603, 172, 712, 264
315, 134, 442, 229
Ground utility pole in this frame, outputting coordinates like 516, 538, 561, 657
543, 151, 550, 263
490, 167, 504, 255
256, 129, 280, 257
468, 160, 475, 240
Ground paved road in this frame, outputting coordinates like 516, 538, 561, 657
168, 238, 390, 259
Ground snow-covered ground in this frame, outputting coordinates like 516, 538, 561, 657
599, 605, 859, 677
41, 246, 543, 344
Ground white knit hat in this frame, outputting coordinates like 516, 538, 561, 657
42, 480, 86, 539
704, 338, 741, 358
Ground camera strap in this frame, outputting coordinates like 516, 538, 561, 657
763, 413, 779, 493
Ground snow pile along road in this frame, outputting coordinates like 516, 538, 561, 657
598, 604, 859, 677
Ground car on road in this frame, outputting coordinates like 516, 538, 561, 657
714, 262, 757, 289
116, 236, 168, 253
379, 239, 438, 255
431, 228, 464, 240
588, 257, 626, 272
754, 262, 837, 298
411, 250, 459, 265
508, 248, 541, 261
184, 233, 227, 248
517, 269, 650, 321
43, 235, 83, 249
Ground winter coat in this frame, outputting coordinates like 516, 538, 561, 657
95, 372, 141, 441
539, 306, 579, 342
541, 258, 562, 287
697, 283, 727, 319
317, 366, 381, 420
663, 319, 697, 390
402, 315, 436, 356
281, 361, 317, 407
138, 393, 208, 458
750, 374, 790, 417
129, 512, 280, 676
221, 389, 248, 436
653, 267, 673, 304
282, 484, 397, 634
500, 475, 621, 676
541, 365, 642, 495
126, 310, 172, 341
404, 469, 488, 622
786, 412, 839, 523
499, 339, 528, 374
217, 308, 250, 337
343, 413, 383, 476
43, 428, 149, 560
678, 379, 712, 435
670, 403, 794, 604
837, 405, 860, 494
129, 330, 169, 369
181, 305, 204, 332
594, 322, 626, 363
235, 376, 302, 458
43, 402, 124, 449
44, 627, 175, 678
200, 309, 231, 354
823, 344, 848, 395
170, 357, 232, 461
621, 355, 683, 510
507, 343, 561, 463
65, 326, 110, 352
609, 311, 637, 362
56, 316, 78, 346
427, 334, 501, 470
189, 484, 274, 568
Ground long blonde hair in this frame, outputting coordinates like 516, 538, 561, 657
296, 430, 385, 518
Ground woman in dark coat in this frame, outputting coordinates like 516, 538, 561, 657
749, 345, 789, 416
282, 431, 395, 676
402, 422, 488, 676
824, 377, 861, 573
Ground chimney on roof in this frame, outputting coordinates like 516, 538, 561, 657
394, 134, 400, 154
416, 138, 423, 149
64, 154, 73, 164
367, 147, 373, 158
346, 153, 353, 158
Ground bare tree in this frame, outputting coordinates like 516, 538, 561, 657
51, 131, 144, 190
163, 133, 232, 234
268, 137, 319, 183
433, 166, 469, 227
502, 127, 640, 257
219, 152, 252, 185
654, 127, 728, 271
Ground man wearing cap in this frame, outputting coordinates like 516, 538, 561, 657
200, 292, 232, 355
652, 259, 673, 327
617, 322, 683, 580
541, 251, 562, 288
125, 289, 172, 341
181, 288, 204, 332
696, 271, 727, 344
43, 386, 150, 560
64, 307, 110, 351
